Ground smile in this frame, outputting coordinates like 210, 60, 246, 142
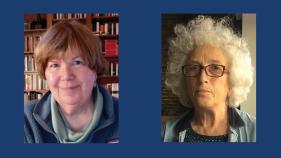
60, 85, 80, 90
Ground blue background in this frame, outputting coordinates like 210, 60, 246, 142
0, 0, 280, 157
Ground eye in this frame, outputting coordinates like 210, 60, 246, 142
210, 64, 223, 71
188, 65, 200, 71
72, 60, 84, 65
48, 63, 60, 68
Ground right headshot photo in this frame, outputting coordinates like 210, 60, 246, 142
161, 14, 256, 142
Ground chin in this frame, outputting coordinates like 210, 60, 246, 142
59, 96, 83, 106
195, 99, 214, 109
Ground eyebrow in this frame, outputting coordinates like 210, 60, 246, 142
72, 56, 82, 60
49, 55, 82, 61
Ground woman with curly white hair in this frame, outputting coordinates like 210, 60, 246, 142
162, 15, 256, 142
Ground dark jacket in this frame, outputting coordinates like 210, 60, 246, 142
24, 86, 118, 143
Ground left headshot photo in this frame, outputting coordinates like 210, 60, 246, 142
24, 13, 119, 143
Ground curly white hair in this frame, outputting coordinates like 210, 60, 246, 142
165, 15, 254, 107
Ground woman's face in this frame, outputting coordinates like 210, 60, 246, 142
45, 47, 97, 108
185, 43, 230, 109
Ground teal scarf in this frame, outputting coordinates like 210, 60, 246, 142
51, 87, 103, 143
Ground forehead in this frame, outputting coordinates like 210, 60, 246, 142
186, 43, 228, 65
49, 46, 83, 60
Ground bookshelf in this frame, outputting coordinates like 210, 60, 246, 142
24, 13, 119, 103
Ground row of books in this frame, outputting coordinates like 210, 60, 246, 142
93, 13, 119, 17
53, 13, 119, 20
93, 22, 119, 35
106, 62, 119, 76
24, 21, 46, 30
103, 83, 119, 98
25, 36, 118, 57
24, 55, 36, 72
24, 92, 44, 102
103, 39, 118, 56
53, 13, 87, 20
24, 14, 46, 30
24, 73, 48, 91
24, 35, 41, 52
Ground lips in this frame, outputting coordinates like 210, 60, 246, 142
197, 89, 211, 93
195, 88, 212, 95
60, 85, 80, 90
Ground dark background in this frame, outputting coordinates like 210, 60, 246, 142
0, 0, 280, 158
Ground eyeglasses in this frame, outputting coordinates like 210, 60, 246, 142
182, 64, 227, 77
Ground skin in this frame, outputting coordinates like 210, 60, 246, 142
185, 43, 230, 136
45, 47, 97, 132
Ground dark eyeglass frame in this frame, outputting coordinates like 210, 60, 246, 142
182, 64, 228, 77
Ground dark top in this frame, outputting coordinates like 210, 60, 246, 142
184, 123, 228, 142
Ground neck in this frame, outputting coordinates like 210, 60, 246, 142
60, 100, 95, 132
191, 104, 229, 136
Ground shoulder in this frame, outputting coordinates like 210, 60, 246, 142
111, 96, 119, 120
230, 108, 256, 142
162, 109, 193, 142
24, 100, 39, 144
24, 92, 52, 143
98, 85, 119, 115
24, 100, 38, 116
162, 118, 179, 142
97, 86, 119, 142
112, 96, 119, 108
233, 108, 256, 127
24, 91, 51, 115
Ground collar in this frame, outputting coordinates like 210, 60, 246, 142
175, 107, 246, 142
32, 84, 116, 137
51, 85, 104, 143
228, 107, 245, 128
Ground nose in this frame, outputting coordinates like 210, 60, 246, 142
60, 65, 75, 81
199, 68, 208, 84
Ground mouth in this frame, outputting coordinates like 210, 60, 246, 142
197, 89, 210, 92
195, 89, 212, 95
60, 85, 80, 90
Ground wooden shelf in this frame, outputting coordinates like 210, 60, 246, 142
53, 18, 86, 22
94, 34, 118, 38
92, 15, 118, 21
24, 71, 38, 74
98, 76, 118, 84
24, 52, 34, 55
24, 90, 48, 94
104, 55, 118, 60
24, 29, 47, 33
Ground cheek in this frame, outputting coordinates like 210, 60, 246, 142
213, 78, 229, 98
185, 78, 196, 97
45, 71, 59, 88
80, 70, 97, 86
89, 71, 97, 82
